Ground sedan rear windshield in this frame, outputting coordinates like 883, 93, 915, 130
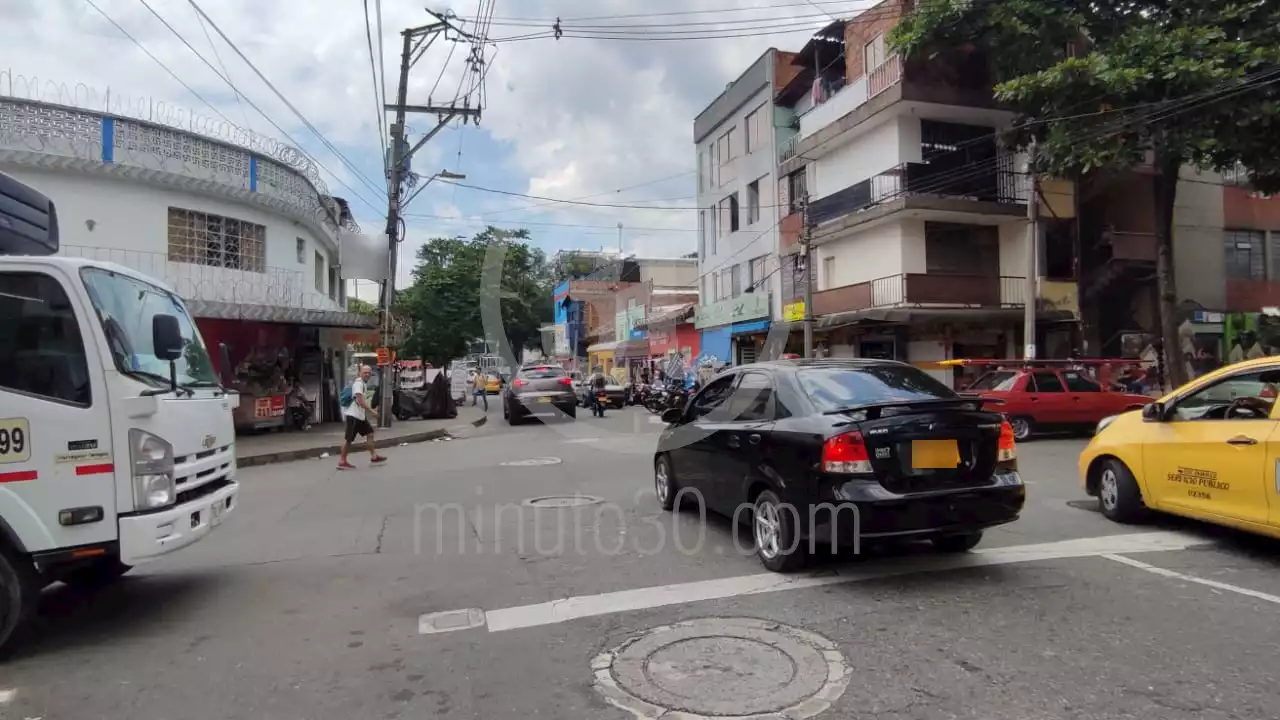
965, 370, 1019, 391
798, 366, 957, 412
519, 367, 565, 379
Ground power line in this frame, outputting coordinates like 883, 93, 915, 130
363, 0, 389, 174
122, 0, 384, 215
190, 2, 251, 132
466, 0, 872, 23
472, 169, 695, 219
403, 214, 696, 232
185, 0, 388, 201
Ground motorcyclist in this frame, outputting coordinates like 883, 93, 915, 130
588, 366, 608, 412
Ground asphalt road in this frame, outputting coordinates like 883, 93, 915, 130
5, 403, 1280, 719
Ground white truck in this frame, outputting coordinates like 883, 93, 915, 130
0, 172, 239, 654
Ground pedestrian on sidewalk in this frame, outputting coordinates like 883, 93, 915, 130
339, 364, 387, 470
472, 371, 489, 411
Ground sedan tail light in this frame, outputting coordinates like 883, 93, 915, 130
998, 420, 1017, 462
822, 431, 873, 473
559, 377, 573, 386
512, 378, 526, 388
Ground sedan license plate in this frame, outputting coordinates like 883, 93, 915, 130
911, 439, 960, 469
537, 397, 552, 403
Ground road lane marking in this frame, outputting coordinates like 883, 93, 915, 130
476, 531, 1205, 633
1103, 553, 1280, 605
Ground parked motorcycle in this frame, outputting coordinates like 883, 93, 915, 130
288, 395, 316, 431
644, 385, 669, 414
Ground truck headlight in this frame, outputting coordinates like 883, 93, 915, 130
130, 429, 175, 510
1096, 415, 1119, 435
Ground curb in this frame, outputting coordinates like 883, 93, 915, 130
236, 415, 488, 468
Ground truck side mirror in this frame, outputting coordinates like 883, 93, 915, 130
152, 314, 183, 361
1141, 402, 1164, 422
218, 342, 232, 385
0, 171, 59, 256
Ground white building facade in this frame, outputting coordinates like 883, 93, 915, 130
0, 95, 387, 428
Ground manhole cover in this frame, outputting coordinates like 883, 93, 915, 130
522, 495, 604, 508
593, 617, 850, 718
501, 457, 562, 467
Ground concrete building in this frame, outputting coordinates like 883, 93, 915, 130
694, 47, 800, 366
0, 94, 386, 429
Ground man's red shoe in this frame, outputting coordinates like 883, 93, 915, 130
337, 461, 357, 470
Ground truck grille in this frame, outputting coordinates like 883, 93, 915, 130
174, 443, 235, 495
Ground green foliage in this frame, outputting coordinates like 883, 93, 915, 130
397, 227, 555, 367
346, 297, 378, 316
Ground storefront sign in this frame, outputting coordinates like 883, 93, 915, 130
783, 300, 805, 322
553, 323, 569, 356
695, 293, 770, 329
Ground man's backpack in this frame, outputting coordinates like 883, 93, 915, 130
339, 385, 354, 408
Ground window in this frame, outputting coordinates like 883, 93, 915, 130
709, 142, 720, 188
697, 150, 707, 192
745, 104, 767, 154
731, 264, 743, 297
749, 256, 767, 290
1224, 229, 1265, 280
296, 237, 305, 263
328, 265, 339, 301
1062, 371, 1101, 392
1171, 368, 1280, 421
167, 208, 266, 272
699, 210, 707, 259
717, 128, 736, 185
314, 250, 325, 293
728, 371, 775, 421
798, 365, 956, 412
718, 270, 733, 301
729, 193, 740, 232
1030, 372, 1064, 393
786, 170, 808, 214
822, 256, 835, 290
925, 222, 999, 276
688, 374, 737, 420
0, 272, 91, 405
864, 33, 887, 73
707, 207, 718, 254
747, 178, 761, 225
718, 195, 738, 237
967, 371, 1020, 391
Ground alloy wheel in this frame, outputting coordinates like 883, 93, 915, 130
1099, 467, 1119, 512
655, 460, 670, 505
754, 498, 781, 560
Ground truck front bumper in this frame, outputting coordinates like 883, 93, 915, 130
118, 482, 239, 565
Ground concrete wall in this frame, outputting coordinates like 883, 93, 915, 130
5, 166, 343, 311
998, 222, 1027, 278
639, 259, 698, 287
818, 221, 906, 288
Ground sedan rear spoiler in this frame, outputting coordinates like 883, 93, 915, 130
823, 397, 991, 420
957, 391, 1005, 406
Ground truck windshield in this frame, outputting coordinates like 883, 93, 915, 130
80, 267, 218, 389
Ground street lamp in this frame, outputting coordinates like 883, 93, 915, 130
402, 169, 467, 209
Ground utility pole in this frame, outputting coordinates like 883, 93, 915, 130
800, 191, 814, 359
378, 13, 483, 428
1023, 137, 1039, 360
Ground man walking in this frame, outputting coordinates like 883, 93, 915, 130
472, 370, 489, 411
338, 364, 387, 470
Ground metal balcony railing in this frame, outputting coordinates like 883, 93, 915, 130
813, 273, 1027, 315
60, 245, 345, 312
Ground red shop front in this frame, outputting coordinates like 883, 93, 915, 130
649, 322, 700, 362
196, 318, 310, 432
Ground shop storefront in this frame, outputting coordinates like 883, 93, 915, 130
615, 338, 650, 381
587, 341, 618, 374
695, 294, 771, 367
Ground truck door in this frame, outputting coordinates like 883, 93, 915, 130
0, 268, 118, 552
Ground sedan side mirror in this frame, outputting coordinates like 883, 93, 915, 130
1142, 402, 1164, 422
661, 408, 683, 424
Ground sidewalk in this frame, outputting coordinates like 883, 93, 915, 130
235, 405, 488, 468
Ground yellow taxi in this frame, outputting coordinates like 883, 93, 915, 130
1080, 356, 1280, 536
485, 373, 502, 394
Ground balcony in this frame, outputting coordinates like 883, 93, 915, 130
1226, 278, 1280, 312
812, 274, 1026, 315
798, 77, 868, 141
809, 155, 1025, 229
60, 245, 374, 327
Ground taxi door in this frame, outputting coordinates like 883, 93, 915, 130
1142, 368, 1278, 525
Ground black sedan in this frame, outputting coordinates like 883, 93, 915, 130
503, 365, 577, 424
653, 359, 1025, 572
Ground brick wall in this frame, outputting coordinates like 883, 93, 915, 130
1224, 186, 1280, 230
773, 50, 803, 92
844, 0, 906, 81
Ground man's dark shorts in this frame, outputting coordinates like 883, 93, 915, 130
345, 415, 374, 442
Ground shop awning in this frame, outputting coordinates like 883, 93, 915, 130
186, 299, 378, 328
817, 307, 1076, 330
616, 339, 650, 357
636, 303, 695, 331
587, 340, 620, 353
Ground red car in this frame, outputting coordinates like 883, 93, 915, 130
958, 362, 1153, 441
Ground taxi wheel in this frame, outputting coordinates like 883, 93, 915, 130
1098, 458, 1146, 523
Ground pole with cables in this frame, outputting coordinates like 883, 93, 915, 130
801, 190, 814, 359
1023, 137, 1040, 360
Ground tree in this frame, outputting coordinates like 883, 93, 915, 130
891, 0, 1280, 386
397, 227, 555, 367
347, 297, 378, 316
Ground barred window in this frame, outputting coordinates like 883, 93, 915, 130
167, 208, 266, 272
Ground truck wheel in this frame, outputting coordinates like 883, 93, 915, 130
0, 546, 39, 658
60, 559, 132, 590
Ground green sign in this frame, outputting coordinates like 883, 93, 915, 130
695, 293, 770, 329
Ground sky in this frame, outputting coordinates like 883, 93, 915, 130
0, 0, 871, 296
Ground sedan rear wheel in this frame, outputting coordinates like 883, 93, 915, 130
655, 455, 676, 511
1009, 416, 1033, 442
753, 490, 806, 573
